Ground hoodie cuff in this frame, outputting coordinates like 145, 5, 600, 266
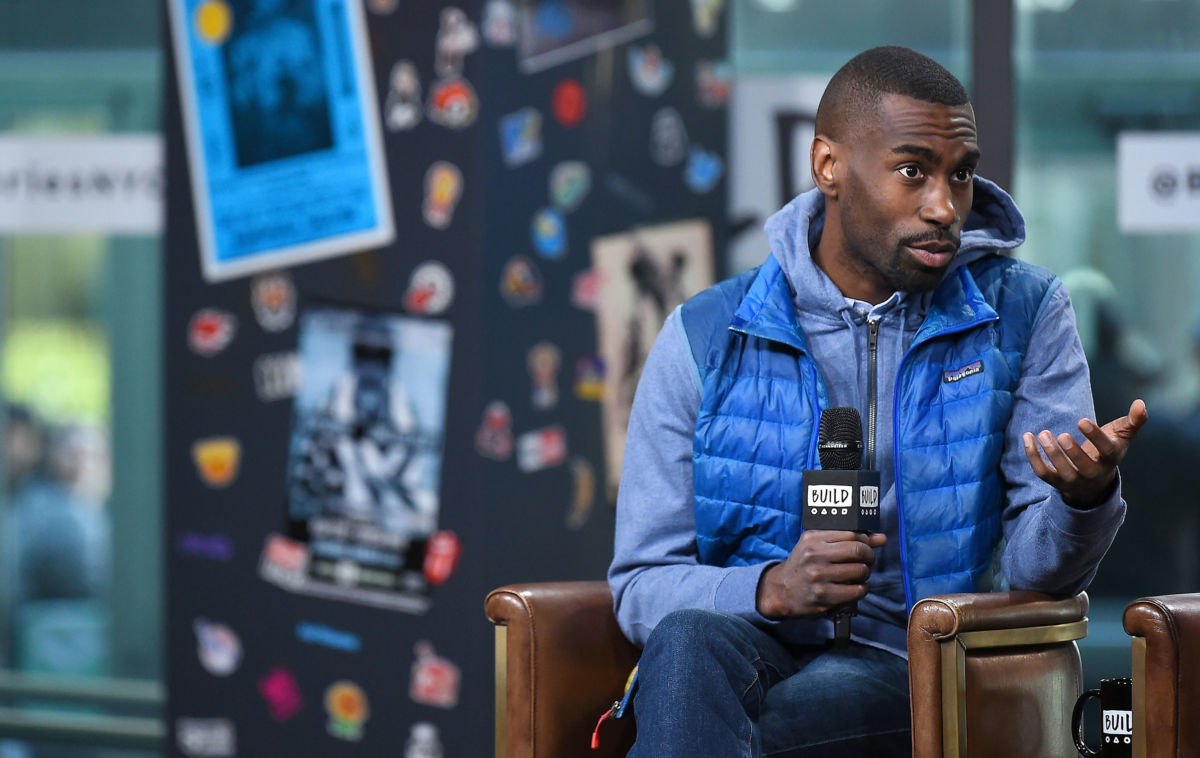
1047, 472, 1126, 538
714, 562, 779, 624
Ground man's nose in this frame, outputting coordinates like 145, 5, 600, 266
920, 181, 957, 227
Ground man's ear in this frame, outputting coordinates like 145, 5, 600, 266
810, 135, 838, 198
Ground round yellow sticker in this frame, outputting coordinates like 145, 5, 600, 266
194, 0, 233, 44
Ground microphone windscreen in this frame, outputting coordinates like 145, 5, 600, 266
817, 407, 863, 470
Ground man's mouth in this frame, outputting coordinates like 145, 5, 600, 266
904, 240, 957, 268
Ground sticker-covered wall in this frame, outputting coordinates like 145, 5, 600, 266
163, 1, 727, 755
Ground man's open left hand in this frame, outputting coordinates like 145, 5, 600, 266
1022, 398, 1148, 509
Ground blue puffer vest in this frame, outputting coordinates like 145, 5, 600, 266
682, 252, 1055, 609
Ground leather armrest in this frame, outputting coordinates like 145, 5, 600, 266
910, 590, 1089, 640
1123, 593, 1200, 756
908, 591, 1088, 758
485, 581, 639, 758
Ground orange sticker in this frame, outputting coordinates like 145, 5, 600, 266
192, 437, 241, 488
325, 681, 369, 741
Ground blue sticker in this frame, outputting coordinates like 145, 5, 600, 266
531, 207, 567, 259
499, 107, 543, 167
297, 621, 363, 652
533, 0, 574, 40
628, 44, 673, 96
549, 161, 591, 211
194, 619, 243, 676
684, 146, 723, 193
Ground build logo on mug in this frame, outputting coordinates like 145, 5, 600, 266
1072, 677, 1132, 757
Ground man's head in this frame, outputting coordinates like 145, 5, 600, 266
810, 46, 980, 304
5, 404, 44, 488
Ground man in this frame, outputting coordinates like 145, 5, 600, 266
608, 46, 1147, 757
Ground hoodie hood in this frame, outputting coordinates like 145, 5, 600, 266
763, 176, 1026, 315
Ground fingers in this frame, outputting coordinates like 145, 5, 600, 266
1023, 431, 1057, 481
823, 561, 871, 585
1024, 430, 1086, 489
1028, 425, 1110, 472
835, 540, 877, 567
1055, 431, 1106, 474
772, 530, 886, 616
807, 566, 872, 608
1076, 418, 1117, 460
808, 582, 869, 611
810, 532, 880, 566
1077, 398, 1149, 461
1024, 415, 1127, 507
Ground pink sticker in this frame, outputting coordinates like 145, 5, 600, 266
259, 668, 303, 722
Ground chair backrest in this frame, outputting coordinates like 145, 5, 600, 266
1123, 592, 1200, 758
908, 591, 1089, 758
485, 581, 639, 758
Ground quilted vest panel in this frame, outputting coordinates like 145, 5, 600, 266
684, 254, 1055, 607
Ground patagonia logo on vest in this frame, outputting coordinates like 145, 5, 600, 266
943, 359, 984, 383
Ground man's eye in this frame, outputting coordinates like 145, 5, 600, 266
953, 167, 975, 182
899, 166, 922, 179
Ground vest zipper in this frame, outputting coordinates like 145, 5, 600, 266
893, 311, 1000, 611
866, 317, 880, 469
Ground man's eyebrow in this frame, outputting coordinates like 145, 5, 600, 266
891, 144, 938, 161
891, 144, 982, 166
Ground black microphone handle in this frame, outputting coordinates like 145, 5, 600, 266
832, 602, 856, 648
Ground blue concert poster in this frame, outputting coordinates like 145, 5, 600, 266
265, 305, 453, 613
168, 0, 393, 281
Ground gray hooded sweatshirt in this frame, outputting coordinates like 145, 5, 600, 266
609, 179, 1125, 655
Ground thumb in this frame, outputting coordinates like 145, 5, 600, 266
1114, 398, 1149, 438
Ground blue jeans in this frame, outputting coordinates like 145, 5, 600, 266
627, 609, 911, 758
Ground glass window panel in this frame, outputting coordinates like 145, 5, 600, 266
733, 0, 971, 78
1, 14, 163, 758
727, 1, 973, 272
1014, 0, 1200, 687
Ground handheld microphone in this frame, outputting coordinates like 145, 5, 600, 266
801, 407, 880, 647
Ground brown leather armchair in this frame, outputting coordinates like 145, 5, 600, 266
1122, 592, 1200, 758
486, 582, 1089, 758
485, 582, 637, 758
908, 590, 1089, 758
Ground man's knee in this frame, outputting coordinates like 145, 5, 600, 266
638, 609, 771, 694
642, 609, 744, 660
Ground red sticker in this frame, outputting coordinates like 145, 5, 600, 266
475, 401, 514, 460
516, 425, 567, 472
188, 308, 237, 356
552, 79, 587, 127
423, 530, 461, 586
409, 642, 461, 709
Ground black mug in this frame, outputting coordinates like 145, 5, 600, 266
1071, 677, 1132, 757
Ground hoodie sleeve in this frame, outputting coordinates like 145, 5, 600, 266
607, 306, 776, 647
999, 280, 1126, 595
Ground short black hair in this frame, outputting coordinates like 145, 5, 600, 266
815, 46, 970, 140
